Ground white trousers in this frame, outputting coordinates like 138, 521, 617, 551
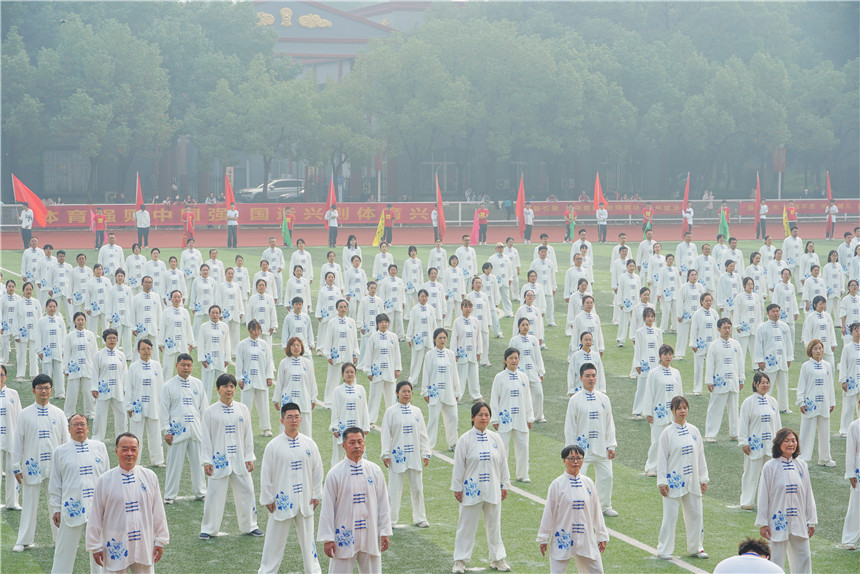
129, 417, 164, 466
675, 322, 690, 358
657, 493, 704, 557
388, 468, 426, 525
770, 535, 811, 574
660, 298, 677, 332
17, 480, 57, 546
704, 391, 739, 438
258, 513, 320, 574
41, 359, 65, 397
65, 377, 96, 418
202, 368, 225, 403
842, 482, 860, 546
390, 310, 404, 337
52, 521, 102, 573
2, 449, 19, 508
840, 392, 859, 435
453, 502, 505, 562
368, 379, 395, 424
499, 428, 530, 481
530, 380, 544, 421
645, 422, 670, 473
500, 285, 512, 316
544, 293, 556, 326
739, 455, 766, 508
92, 398, 128, 443
582, 458, 614, 510
617, 312, 631, 344
328, 553, 380, 574
692, 354, 705, 394
765, 370, 790, 411
200, 470, 258, 535
478, 329, 490, 365
408, 346, 427, 386
163, 439, 206, 500
192, 315, 206, 340
115, 324, 133, 359
632, 372, 648, 415
226, 322, 240, 358
445, 300, 459, 328
16, 339, 38, 378
458, 362, 481, 401
427, 402, 459, 450
0, 331, 12, 364
799, 415, 832, 463
242, 387, 272, 431
325, 363, 345, 406
489, 307, 502, 338
738, 335, 756, 366
161, 352, 177, 382
332, 436, 345, 468
550, 555, 604, 574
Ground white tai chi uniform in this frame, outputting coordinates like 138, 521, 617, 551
12, 402, 69, 547
427, 248, 447, 277
782, 235, 804, 288
842, 418, 860, 548
156, 305, 195, 381
159, 375, 207, 501
14, 295, 41, 379
570, 310, 605, 356
317, 457, 392, 574
675, 242, 698, 279
823, 262, 845, 320
656, 421, 708, 557
422, 280, 445, 325
1, 291, 22, 365
644, 366, 683, 474
421, 347, 461, 451
236, 336, 275, 433
49, 438, 110, 574
62, 327, 98, 418
378, 275, 406, 337
98, 244, 125, 284
105, 282, 134, 357
92, 346, 129, 443
356, 294, 383, 355
361, 330, 402, 424
490, 368, 534, 481
315, 283, 343, 349
704, 337, 745, 439
451, 315, 482, 401
0, 385, 22, 509
658, 266, 681, 332
289, 250, 314, 287
381, 402, 431, 526
489, 252, 514, 316
200, 399, 259, 536
34, 313, 67, 397
771, 281, 799, 348
342, 246, 363, 273
320, 315, 359, 406
161, 268, 187, 308
565, 389, 616, 512
756, 457, 817, 574
125, 254, 147, 296
529, 257, 557, 326
801, 310, 838, 370
246, 292, 277, 346
504, 246, 521, 296
632, 325, 662, 416
219, 281, 245, 357
675, 281, 705, 359
693, 254, 718, 295
406, 303, 437, 385
189, 275, 217, 337
744, 263, 768, 301
262, 246, 286, 299
371, 251, 394, 282
402, 257, 423, 311
329, 382, 370, 467
443, 267, 466, 327
274, 356, 317, 437
508, 333, 546, 420
717, 271, 742, 318
85, 465, 169, 573
568, 348, 606, 396
344, 266, 367, 320
796, 358, 836, 464
689, 307, 718, 394
456, 245, 478, 279
515, 302, 545, 345
130, 289, 162, 364
141, 260, 166, 304
732, 291, 764, 364
124, 359, 165, 466
451, 427, 510, 565
197, 320, 230, 400
838, 340, 860, 435
282, 310, 315, 357
48, 259, 74, 321
616, 271, 641, 345
738, 393, 781, 508
466, 290, 492, 364
537, 472, 609, 574
258, 431, 324, 574
754, 320, 795, 411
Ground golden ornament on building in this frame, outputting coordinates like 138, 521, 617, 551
298, 13, 333, 28
256, 12, 275, 26
280, 7, 293, 27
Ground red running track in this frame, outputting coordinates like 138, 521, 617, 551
0, 221, 849, 250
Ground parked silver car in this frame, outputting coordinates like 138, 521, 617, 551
239, 179, 305, 202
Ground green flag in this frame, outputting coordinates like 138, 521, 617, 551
718, 208, 730, 240
281, 216, 292, 247
642, 221, 652, 240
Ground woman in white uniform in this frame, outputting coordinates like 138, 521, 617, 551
823, 250, 844, 320
342, 234, 362, 271
273, 337, 317, 437
796, 338, 836, 466
738, 372, 781, 509
489, 348, 534, 483
62, 311, 98, 418
421, 328, 461, 452
689, 292, 718, 395
674, 269, 705, 359
403, 246, 424, 311
514, 289, 545, 348
509, 318, 546, 423
643, 344, 683, 476
732, 276, 764, 364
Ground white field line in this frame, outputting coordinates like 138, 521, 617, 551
0, 267, 21, 278
432, 449, 709, 574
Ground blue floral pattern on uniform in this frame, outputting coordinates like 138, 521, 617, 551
240, 371, 251, 386
111, 313, 121, 324
654, 402, 668, 420
131, 400, 142, 415
330, 346, 341, 361
827, 286, 835, 297
740, 321, 750, 333
164, 337, 176, 352
666, 470, 686, 490
221, 309, 230, 320
53, 285, 63, 296
320, 308, 329, 319
412, 334, 423, 347
24, 457, 40, 477
622, 298, 633, 309
498, 409, 512, 426
40, 278, 47, 288
107, 538, 127, 561
67, 360, 81, 375
184, 268, 193, 277
128, 276, 138, 287
168, 420, 186, 437
456, 347, 468, 360
712, 374, 726, 389
779, 309, 788, 320
98, 380, 110, 394
427, 383, 439, 399
765, 354, 778, 368
406, 281, 414, 292
64, 497, 84, 518
24, 270, 33, 280
42, 346, 52, 359
212, 452, 229, 470
772, 510, 787, 531
335, 525, 354, 548
847, 376, 858, 392
462, 268, 470, 278
554, 528, 572, 550
19, 326, 28, 338
803, 397, 816, 413
392, 447, 406, 464
136, 323, 146, 334
73, 291, 84, 303
447, 289, 454, 299
90, 301, 101, 313
203, 353, 212, 365
680, 264, 688, 273
786, 257, 795, 266
576, 434, 590, 451
275, 491, 292, 511
748, 435, 763, 452
193, 302, 202, 314
695, 337, 706, 349
663, 288, 672, 298
1, 320, 8, 331
337, 421, 347, 435
384, 299, 393, 310
463, 478, 481, 499
371, 364, 383, 377
681, 310, 692, 320
640, 360, 651, 373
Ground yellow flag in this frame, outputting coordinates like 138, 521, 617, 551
782, 205, 790, 237
371, 212, 385, 246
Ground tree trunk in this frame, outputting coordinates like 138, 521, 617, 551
261, 155, 272, 202
86, 157, 98, 204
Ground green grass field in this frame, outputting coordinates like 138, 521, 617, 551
1, 239, 858, 573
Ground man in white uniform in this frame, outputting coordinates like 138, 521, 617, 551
754, 304, 795, 413
529, 246, 557, 326
713, 537, 784, 574
704, 318, 745, 441
49, 414, 110, 573
318, 428, 391, 574
97, 233, 125, 283
455, 235, 478, 279
18, 203, 34, 248
489, 243, 514, 316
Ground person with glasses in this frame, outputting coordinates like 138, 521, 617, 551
0, 365, 21, 511
12, 375, 70, 552
537, 444, 609, 573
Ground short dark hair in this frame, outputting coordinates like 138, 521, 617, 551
736, 537, 770, 558
561, 444, 585, 460
176, 353, 194, 365
470, 401, 491, 422
32, 374, 53, 389
716, 317, 732, 329
280, 402, 301, 417
395, 380, 413, 394
772, 428, 800, 459
115, 432, 139, 447
216, 373, 237, 389
579, 362, 597, 377
341, 427, 365, 443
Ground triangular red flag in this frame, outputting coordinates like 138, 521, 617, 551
11, 174, 48, 227
135, 172, 144, 208
325, 175, 336, 229
469, 209, 480, 246
89, 206, 96, 233
515, 174, 525, 238
224, 172, 236, 209
435, 173, 446, 240
754, 172, 761, 229
593, 172, 607, 211
826, 171, 832, 202
681, 172, 691, 235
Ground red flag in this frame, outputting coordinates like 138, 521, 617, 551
435, 173, 446, 240
469, 210, 480, 246
826, 171, 832, 202
515, 174, 525, 238
135, 172, 144, 208
754, 171, 761, 230
224, 172, 236, 209
11, 174, 48, 227
89, 206, 96, 232
593, 172, 607, 211
325, 175, 336, 229
681, 172, 691, 235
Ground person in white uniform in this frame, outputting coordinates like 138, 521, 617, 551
318, 427, 391, 574
842, 405, 860, 550
427, 239, 447, 275
371, 242, 394, 282
258, 403, 324, 574
0, 366, 21, 510
159, 354, 207, 504
402, 246, 423, 311
713, 537, 785, 574
124, 339, 165, 467
157, 290, 196, 381
781, 227, 803, 288
465, 277, 492, 365
105, 270, 134, 357
197, 305, 230, 400
644, 345, 683, 477
49, 414, 110, 574
674, 270, 705, 359
406, 289, 437, 385
97, 233, 124, 284
703, 318, 745, 441
537, 445, 609, 574
199, 374, 261, 539
656, 396, 709, 560
189, 264, 217, 336
693, 243, 719, 295
360, 314, 402, 426
219, 268, 246, 356
342, 235, 363, 272
443, 256, 467, 328
771, 269, 799, 349
320, 300, 359, 405
48, 250, 74, 320
329, 364, 370, 468
282, 297, 315, 357
262, 237, 286, 301
316, 272, 344, 348
344, 256, 367, 320
529, 246, 558, 327
490, 243, 514, 316
490, 348, 534, 483
509, 318, 546, 423
12, 375, 69, 552
838, 322, 860, 436
738, 372, 781, 510
632, 308, 662, 418
755, 304, 795, 413
289, 239, 314, 285
796, 339, 836, 466
2, 279, 23, 366
142, 250, 166, 304
455, 235, 478, 279
564, 363, 618, 517
236, 320, 275, 437
689, 292, 718, 395
91, 330, 129, 443
378, 265, 406, 338
615, 259, 641, 346
733, 277, 764, 365
451, 402, 511, 574
381, 381, 431, 528
422, 328, 461, 451
86, 433, 169, 573
62, 312, 98, 419
273, 337, 317, 437
34, 299, 67, 398
125, 244, 147, 296
674, 232, 698, 279
801, 296, 838, 370
756, 428, 817, 573
15, 281, 42, 381
131, 277, 162, 364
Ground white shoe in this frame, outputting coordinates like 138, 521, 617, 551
490, 559, 511, 572
603, 508, 618, 517
262, 430, 273, 437
704, 437, 717, 443
452, 560, 466, 574
537, 417, 547, 423
645, 470, 657, 477
658, 554, 673, 560
693, 550, 709, 559
415, 521, 430, 528
820, 460, 837, 467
